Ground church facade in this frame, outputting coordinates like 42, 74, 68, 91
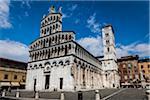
26, 6, 120, 91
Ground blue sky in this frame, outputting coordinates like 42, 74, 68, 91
0, 0, 149, 62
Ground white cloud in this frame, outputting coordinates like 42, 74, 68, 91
69, 4, 78, 11
116, 43, 150, 58
62, 4, 77, 19
62, 12, 71, 19
87, 13, 101, 33
77, 35, 103, 56
25, 11, 29, 17
0, 0, 12, 28
21, 0, 31, 9
77, 35, 150, 59
75, 19, 80, 24
0, 40, 29, 62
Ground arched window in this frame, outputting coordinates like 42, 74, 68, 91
42, 22, 44, 27
44, 29, 46, 34
69, 35, 72, 40
55, 35, 57, 43
106, 40, 109, 44
54, 16, 55, 20
65, 45, 68, 55
54, 47, 56, 53
107, 47, 109, 52
69, 44, 71, 49
65, 35, 68, 40
57, 16, 59, 21
56, 24, 58, 29
62, 35, 64, 39
53, 25, 55, 29
47, 27, 49, 32
52, 36, 54, 41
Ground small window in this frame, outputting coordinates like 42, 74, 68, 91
14, 75, 17, 80
69, 44, 71, 49
4, 74, 8, 79
107, 47, 109, 52
22, 76, 25, 82
105, 33, 109, 37
106, 40, 110, 44
141, 65, 143, 69
148, 65, 150, 68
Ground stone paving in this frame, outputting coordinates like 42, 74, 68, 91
0, 88, 148, 100
107, 88, 147, 100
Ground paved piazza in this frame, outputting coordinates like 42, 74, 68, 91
0, 88, 148, 100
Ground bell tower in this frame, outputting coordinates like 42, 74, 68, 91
101, 24, 120, 88
102, 24, 117, 61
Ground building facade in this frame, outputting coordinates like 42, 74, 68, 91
0, 58, 27, 90
97, 25, 120, 88
118, 55, 140, 88
26, 6, 120, 91
138, 58, 150, 88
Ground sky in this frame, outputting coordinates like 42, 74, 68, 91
0, 0, 149, 62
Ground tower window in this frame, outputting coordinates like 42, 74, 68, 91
106, 40, 110, 44
107, 47, 109, 52
105, 33, 109, 37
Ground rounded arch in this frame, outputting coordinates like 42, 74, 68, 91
65, 60, 70, 65
59, 60, 63, 66
44, 62, 50, 66
39, 63, 43, 68
34, 64, 37, 68
52, 61, 57, 66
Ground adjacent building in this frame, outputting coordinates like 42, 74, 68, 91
117, 55, 140, 88
0, 58, 27, 90
138, 58, 150, 88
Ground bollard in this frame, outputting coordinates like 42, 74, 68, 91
60, 92, 65, 100
2, 89, 6, 97
146, 89, 150, 100
16, 89, 20, 98
95, 90, 100, 100
146, 86, 150, 100
35, 91, 39, 99
78, 91, 83, 100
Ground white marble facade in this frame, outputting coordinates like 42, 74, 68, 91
26, 6, 120, 91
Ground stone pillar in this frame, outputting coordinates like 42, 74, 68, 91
35, 91, 39, 99
60, 92, 65, 100
146, 87, 150, 100
78, 66, 81, 88
16, 89, 20, 98
80, 67, 82, 87
95, 90, 101, 100
2, 89, 6, 97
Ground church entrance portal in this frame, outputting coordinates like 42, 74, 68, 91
45, 75, 50, 89
60, 78, 63, 89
